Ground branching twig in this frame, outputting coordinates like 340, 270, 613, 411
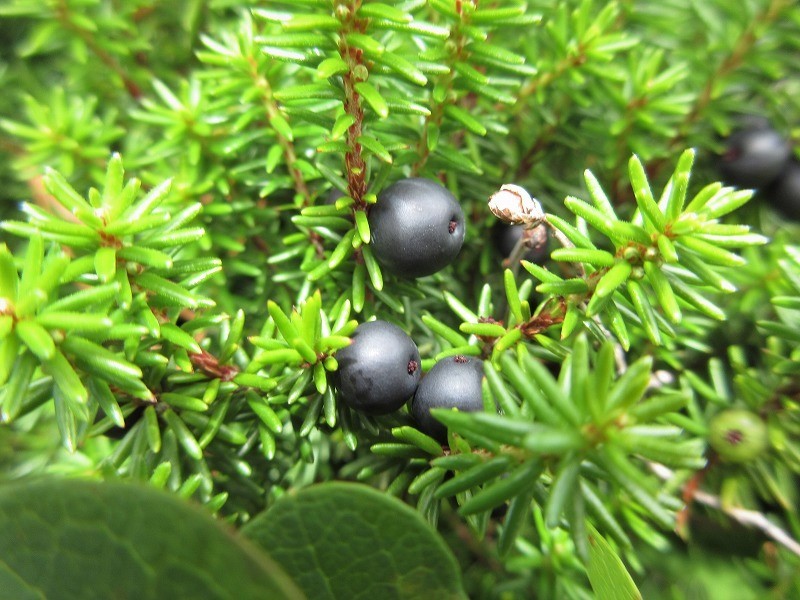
649, 462, 800, 558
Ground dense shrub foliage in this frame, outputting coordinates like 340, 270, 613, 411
0, 1, 799, 598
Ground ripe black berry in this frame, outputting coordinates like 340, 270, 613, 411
335, 320, 421, 415
718, 125, 791, 189
764, 159, 800, 220
368, 178, 465, 278
492, 222, 548, 265
411, 356, 484, 441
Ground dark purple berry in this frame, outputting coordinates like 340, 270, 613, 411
335, 320, 421, 415
368, 178, 465, 278
717, 125, 791, 189
492, 222, 548, 265
411, 356, 484, 441
764, 159, 800, 220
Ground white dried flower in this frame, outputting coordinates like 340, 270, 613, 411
488, 184, 545, 225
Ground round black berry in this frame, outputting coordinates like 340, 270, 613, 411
412, 356, 484, 441
368, 178, 465, 278
764, 158, 800, 220
492, 222, 549, 265
717, 125, 791, 189
708, 409, 768, 463
335, 320, 421, 415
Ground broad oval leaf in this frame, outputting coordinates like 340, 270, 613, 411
0, 478, 303, 600
242, 482, 466, 600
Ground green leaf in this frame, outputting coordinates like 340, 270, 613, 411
119, 178, 173, 223
593, 261, 633, 300
391, 426, 444, 456
583, 170, 617, 220
36, 312, 113, 332
0, 350, 36, 421
460, 321, 506, 337
94, 246, 117, 282
629, 156, 665, 231
500, 353, 563, 426
354, 210, 370, 244
317, 56, 349, 78
643, 262, 681, 323
458, 460, 542, 516
135, 272, 201, 309
242, 483, 466, 600
551, 248, 615, 267
354, 82, 389, 118
0, 479, 302, 599
361, 245, 384, 291
662, 148, 694, 222
62, 335, 144, 388
358, 3, 412, 22
357, 135, 393, 163
626, 280, 662, 345
0, 244, 18, 300
587, 524, 642, 600
545, 455, 582, 528
15, 319, 55, 360
443, 105, 487, 136
43, 168, 102, 228
434, 456, 512, 499
162, 409, 203, 460
345, 34, 384, 57
375, 52, 427, 86
42, 349, 88, 406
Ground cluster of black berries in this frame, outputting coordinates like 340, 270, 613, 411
332, 177, 486, 440
335, 320, 484, 441
718, 120, 800, 220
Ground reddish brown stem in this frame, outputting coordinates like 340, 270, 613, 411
338, 3, 369, 207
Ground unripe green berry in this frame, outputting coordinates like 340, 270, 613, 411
708, 409, 768, 463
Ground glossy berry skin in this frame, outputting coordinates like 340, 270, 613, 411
335, 320, 421, 415
368, 178, 465, 278
764, 159, 800, 220
718, 126, 791, 189
412, 356, 484, 442
708, 409, 768, 463
492, 223, 548, 265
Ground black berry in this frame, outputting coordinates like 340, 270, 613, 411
411, 356, 484, 441
335, 320, 421, 415
717, 125, 791, 189
492, 222, 548, 265
368, 177, 465, 278
764, 159, 800, 220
